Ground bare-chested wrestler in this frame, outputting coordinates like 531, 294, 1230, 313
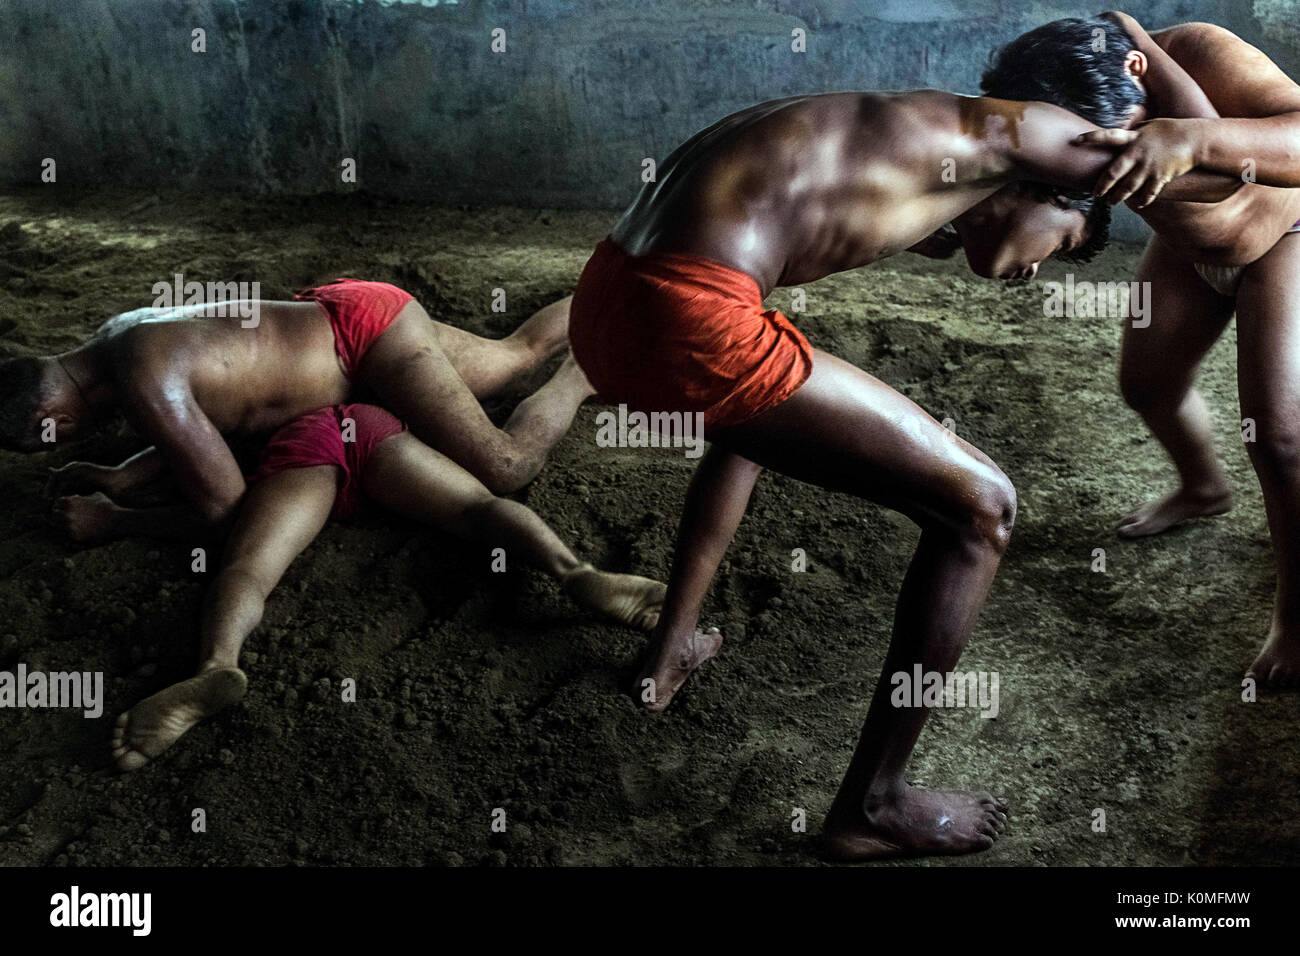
107, 401, 665, 771
566, 83, 1239, 859
0, 280, 590, 536
978, 12, 1300, 686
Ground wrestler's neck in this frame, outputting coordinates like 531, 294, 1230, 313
56, 347, 115, 413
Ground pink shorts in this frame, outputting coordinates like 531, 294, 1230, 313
295, 279, 414, 379
251, 403, 406, 519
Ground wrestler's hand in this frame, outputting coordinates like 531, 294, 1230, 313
1075, 118, 1204, 209
44, 461, 119, 499
50, 492, 119, 543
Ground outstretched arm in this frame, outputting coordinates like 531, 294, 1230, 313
45, 445, 169, 499
51, 494, 223, 542
1079, 16, 1300, 201
976, 97, 1242, 205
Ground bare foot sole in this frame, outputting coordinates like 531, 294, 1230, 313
823, 786, 1009, 861
562, 563, 667, 631
1117, 487, 1231, 538
634, 627, 724, 713
111, 667, 248, 772
1247, 632, 1300, 689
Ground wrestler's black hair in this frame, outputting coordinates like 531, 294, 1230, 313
1059, 199, 1111, 264
978, 17, 1139, 264
980, 17, 1145, 130
0, 356, 46, 452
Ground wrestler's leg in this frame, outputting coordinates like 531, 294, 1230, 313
360, 431, 664, 629
634, 447, 760, 709
1117, 236, 1235, 537
646, 349, 1012, 858
111, 466, 337, 770
1235, 232, 1300, 687
429, 296, 574, 400
360, 301, 591, 495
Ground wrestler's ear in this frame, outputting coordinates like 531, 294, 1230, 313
1123, 49, 1147, 81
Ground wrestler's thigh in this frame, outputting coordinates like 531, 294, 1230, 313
220, 466, 337, 590
357, 309, 516, 481
714, 349, 1012, 530
1235, 232, 1300, 426
366, 299, 515, 400
360, 432, 494, 526
1120, 236, 1234, 397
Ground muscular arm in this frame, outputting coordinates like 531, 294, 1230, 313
121, 376, 247, 525
110, 446, 169, 491
972, 97, 1241, 202
1157, 21, 1300, 188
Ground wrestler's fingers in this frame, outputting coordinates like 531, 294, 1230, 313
1132, 177, 1170, 210
1075, 128, 1139, 148
1093, 151, 1140, 198
1107, 164, 1151, 206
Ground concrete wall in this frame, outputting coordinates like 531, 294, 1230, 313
1, 0, 1298, 239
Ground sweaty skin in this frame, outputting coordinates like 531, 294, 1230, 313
592, 89, 1238, 860
610, 90, 1235, 296
42, 294, 589, 536
1077, 15, 1300, 688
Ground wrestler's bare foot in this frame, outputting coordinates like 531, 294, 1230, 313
111, 667, 248, 771
561, 563, 667, 631
823, 786, 1009, 861
1247, 629, 1300, 689
1117, 484, 1231, 538
634, 626, 723, 713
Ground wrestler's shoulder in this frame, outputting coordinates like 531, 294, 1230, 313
1153, 20, 1246, 64
102, 320, 201, 387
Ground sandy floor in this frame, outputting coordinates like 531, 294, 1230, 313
0, 189, 1296, 866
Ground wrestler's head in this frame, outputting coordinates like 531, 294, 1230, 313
952, 182, 1109, 280
0, 355, 90, 452
979, 16, 1148, 130
964, 16, 1143, 280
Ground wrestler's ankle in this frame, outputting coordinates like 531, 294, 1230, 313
558, 560, 595, 589
861, 778, 910, 811
1178, 473, 1231, 501
198, 659, 240, 675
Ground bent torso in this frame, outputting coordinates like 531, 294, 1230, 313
102, 300, 350, 436
610, 91, 995, 295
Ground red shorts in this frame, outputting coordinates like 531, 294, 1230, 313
568, 237, 813, 429
251, 403, 406, 519
296, 279, 415, 379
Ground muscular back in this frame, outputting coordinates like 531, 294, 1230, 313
611, 91, 1005, 294
97, 300, 349, 437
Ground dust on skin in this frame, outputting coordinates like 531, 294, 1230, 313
958, 96, 1028, 150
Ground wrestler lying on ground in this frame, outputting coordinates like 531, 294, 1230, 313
566, 80, 1241, 859
977, 12, 1300, 687
102, 402, 666, 771
0, 280, 590, 536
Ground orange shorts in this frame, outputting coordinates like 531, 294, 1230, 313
296, 279, 414, 379
568, 238, 813, 429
